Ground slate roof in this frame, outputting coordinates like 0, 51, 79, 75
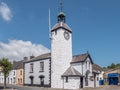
13, 60, 24, 70
51, 22, 72, 33
24, 53, 51, 63
25, 53, 94, 64
71, 53, 93, 64
62, 66, 83, 77
92, 64, 103, 73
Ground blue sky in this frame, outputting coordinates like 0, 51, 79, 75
0, 0, 120, 67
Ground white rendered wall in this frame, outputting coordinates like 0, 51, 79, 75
7, 70, 17, 84
63, 77, 80, 89
0, 70, 17, 84
71, 57, 99, 88
51, 27, 72, 88
0, 72, 4, 83
24, 59, 50, 85
71, 63, 83, 75
96, 74, 100, 87
99, 71, 104, 80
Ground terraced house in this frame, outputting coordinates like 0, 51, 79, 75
0, 59, 25, 85
24, 6, 101, 89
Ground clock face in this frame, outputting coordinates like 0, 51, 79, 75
64, 31, 70, 40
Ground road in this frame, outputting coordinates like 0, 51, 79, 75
0, 84, 120, 90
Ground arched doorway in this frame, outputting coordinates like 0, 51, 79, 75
29, 76, 34, 85
39, 75, 45, 86
85, 70, 90, 86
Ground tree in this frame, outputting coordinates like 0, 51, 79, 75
0, 58, 13, 89
106, 63, 120, 69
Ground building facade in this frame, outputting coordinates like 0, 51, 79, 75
0, 60, 25, 85
103, 68, 120, 85
51, 12, 72, 88
62, 53, 100, 89
17, 69, 23, 85
23, 7, 101, 89
24, 53, 51, 87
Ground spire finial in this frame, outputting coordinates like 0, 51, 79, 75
60, 0, 63, 12
58, 0, 66, 23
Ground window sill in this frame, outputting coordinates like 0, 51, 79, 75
39, 71, 44, 73
29, 72, 34, 73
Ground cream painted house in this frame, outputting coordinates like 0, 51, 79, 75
17, 69, 23, 85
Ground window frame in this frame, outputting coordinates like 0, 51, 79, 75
65, 76, 68, 83
40, 62, 44, 72
20, 70, 22, 75
30, 63, 34, 73
86, 61, 87, 69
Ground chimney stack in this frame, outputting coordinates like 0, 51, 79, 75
30, 55, 35, 59
24, 57, 28, 61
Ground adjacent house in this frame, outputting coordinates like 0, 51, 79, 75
15, 60, 25, 85
0, 62, 17, 84
103, 67, 120, 85
92, 64, 104, 80
0, 67, 4, 83
0, 59, 25, 85
24, 53, 51, 87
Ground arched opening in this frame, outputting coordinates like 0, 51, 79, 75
39, 75, 45, 86
29, 76, 34, 85
85, 70, 90, 86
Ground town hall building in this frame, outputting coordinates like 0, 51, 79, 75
24, 4, 100, 89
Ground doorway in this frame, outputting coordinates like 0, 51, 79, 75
29, 76, 34, 85
39, 75, 45, 86
80, 77, 83, 88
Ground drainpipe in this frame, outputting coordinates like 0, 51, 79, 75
94, 73, 96, 88
81, 62, 83, 88
82, 62, 83, 75
62, 77, 64, 89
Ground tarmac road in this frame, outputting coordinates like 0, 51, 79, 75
0, 84, 120, 90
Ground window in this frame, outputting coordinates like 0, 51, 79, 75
13, 77, 16, 83
86, 62, 87, 69
66, 77, 68, 82
20, 70, 22, 75
11, 78, 12, 83
40, 62, 44, 72
55, 30, 57, 35
20, 79, 22, 83
13, 71, 15, 76
97, 77, 99, 81
89, 62, 90, 69
8, 78, 9, 83
30, 63, 34, 73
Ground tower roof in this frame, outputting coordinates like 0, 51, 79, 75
51, 22, 72, 33
58, 12, 65, 16
51, 0, 72, 32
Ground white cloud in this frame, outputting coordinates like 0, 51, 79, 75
0, 2, 12, 21
0, 40, 50, 61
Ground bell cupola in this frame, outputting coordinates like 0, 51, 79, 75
58, 12, 66, 23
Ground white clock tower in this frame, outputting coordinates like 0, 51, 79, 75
51, 2, 72, 88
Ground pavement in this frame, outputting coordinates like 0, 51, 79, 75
0, 84, 120, 90
83, 85, 120, 90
